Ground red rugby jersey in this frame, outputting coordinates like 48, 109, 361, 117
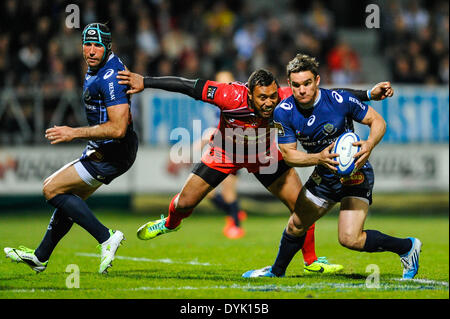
200, 80, 292, 162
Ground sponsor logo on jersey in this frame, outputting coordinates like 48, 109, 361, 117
85, 103, 96, 111
103, 69, 114, 79
207, 86, 217, 99
340, 171, 364, 185
349, 96, 366, 110
307, 115, 316, 126
108, 82, 115, 100
332, 91, 343, 103
279, 102, 293, 110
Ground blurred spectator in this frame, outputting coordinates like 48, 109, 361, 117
327, 40, 361, 84
136, 17, 161, 60
401, 0, 430, 32
233, 19, 265, 61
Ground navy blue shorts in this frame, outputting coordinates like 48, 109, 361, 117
305, 162, 374, 205
78, 130, 138, 185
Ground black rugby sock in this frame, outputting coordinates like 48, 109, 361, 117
210, 194, 228, 212
48, 194, 110, 244
228, 200, 240, 227
363, 229, 412, 255
271, 229, 306, 276
34, 209, 73, 262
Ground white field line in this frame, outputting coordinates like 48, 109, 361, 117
6, 281, 448, 294
75, 252, 215, 266
393, 278, 449, 286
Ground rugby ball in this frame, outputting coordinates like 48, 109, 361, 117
332, 132, 360, 176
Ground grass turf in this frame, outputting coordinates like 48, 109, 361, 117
0, 203, 448, 300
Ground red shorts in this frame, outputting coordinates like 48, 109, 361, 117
201, 146, 283, 174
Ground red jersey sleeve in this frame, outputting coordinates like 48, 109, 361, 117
278, 86, 293, 100
201, 80, 247, 111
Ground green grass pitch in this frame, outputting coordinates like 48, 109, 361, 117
0, 194, 448, 300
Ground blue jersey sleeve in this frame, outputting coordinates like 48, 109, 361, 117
273, 101, 297, 144
338, 90, 369, 122
99, 68, 129, 107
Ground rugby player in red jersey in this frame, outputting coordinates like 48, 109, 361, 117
117, 69, 393, 274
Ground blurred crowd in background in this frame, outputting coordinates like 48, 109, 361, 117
0, 0, 448, 144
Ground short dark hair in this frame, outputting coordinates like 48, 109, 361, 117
247, 69, 279, 93
286, 54, 320, 78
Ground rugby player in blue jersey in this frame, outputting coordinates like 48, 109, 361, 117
4, 23, 138, 274
243, 53, 421, 279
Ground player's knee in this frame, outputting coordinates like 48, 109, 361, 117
287, 218, 307, 237
338, 232, 363, 250
176, 193, 199, 211
42, 183, 54, 200
42, 182, 60, 201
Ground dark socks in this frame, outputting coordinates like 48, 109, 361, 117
211, 194, 240, 226
48, 194, 110, 244
271, 229, 306, 276
34, 209, 73, 262
228, 200, 240, 227
363, 229, 412, 255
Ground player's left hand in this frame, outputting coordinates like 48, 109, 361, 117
45, 125, 75, 144
352, 140, 375, 171
370, 81, 394, 101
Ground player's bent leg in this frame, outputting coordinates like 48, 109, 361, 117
270, 188, 335, 277
41, 161, 127, 273
338, 198, 369, 251
339, 197, 420, 278
44, 163, 109, 243
264, 167, 302, 213
137, 170, 221, 240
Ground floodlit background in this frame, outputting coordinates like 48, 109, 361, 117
0, 0, 448, 211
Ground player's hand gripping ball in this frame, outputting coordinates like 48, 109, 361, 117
332, 132, 360, 176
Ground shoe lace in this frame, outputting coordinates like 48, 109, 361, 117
316, 256, 330, 264
18, 246, 34, 254
148, 215, 167, 232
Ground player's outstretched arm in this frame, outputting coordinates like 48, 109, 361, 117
334, 81, 394, 102
117, 70, 202, 98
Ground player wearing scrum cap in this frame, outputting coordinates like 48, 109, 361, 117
4, 23, 138, 274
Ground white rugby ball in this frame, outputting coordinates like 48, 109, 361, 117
332, 132, 360, 176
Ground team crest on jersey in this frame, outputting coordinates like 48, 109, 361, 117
323, 123, 337, 135
273, 121, 285, 136
207, 86, 217, 99
340, 171, 364, 185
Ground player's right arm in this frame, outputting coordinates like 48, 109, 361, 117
117, 70, 242, 110
117, 70, 203, 99
273, 105, 338, 171
278, 142, 338, 172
